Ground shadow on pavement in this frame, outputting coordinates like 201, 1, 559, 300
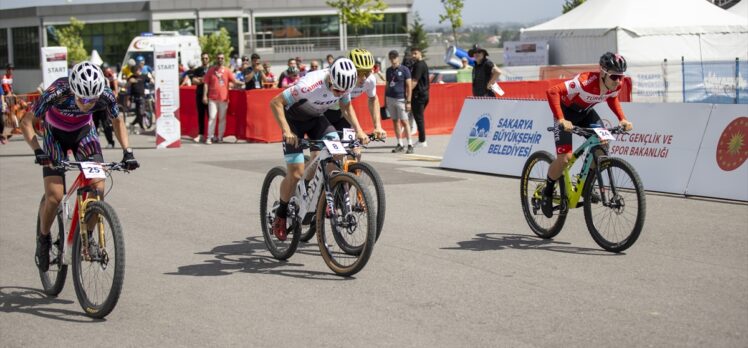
165, 236, 348, 281
0, 286, 102, 322
442, 233, 621, 256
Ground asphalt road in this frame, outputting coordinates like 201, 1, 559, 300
1, 131, 746, 347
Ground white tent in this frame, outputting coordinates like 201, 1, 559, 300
89, 49, 104, 66
520, 0, 748, 65
728, 0, 748, 19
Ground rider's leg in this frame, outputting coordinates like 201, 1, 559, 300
40, 175, 65, 236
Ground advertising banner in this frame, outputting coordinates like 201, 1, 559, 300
503, 41, 549, 67
686, 104, 748, 201
683, 61, 748, 104
41, 46, 68, 89
154, 44, 181, 148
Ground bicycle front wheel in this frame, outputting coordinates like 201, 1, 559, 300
347, 162, 386, 242
37, 195, 68, 296
260, 166, 300, 260
72, 201, 125, 319
520, 151, 567, 238
316, 173, 376, 277
583, 157, 646, 253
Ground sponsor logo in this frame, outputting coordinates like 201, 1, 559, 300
300, 80, 324, 93
45, 52, 67, 62
716, 116, 748, 171
569, 81, 576, 89
133, 38, 152, 50
156, 51, 177, 59
466, 114, 491, 154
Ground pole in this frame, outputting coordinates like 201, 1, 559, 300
735, 57, 740, 104
681, 56, 686, 103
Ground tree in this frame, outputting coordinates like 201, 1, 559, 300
55, 17, 87, 65
438, 0, 464, 46
408, 12, 428, 54
199, 28, 233, 65
327, 0, 388, 45
563, 0, 586, 13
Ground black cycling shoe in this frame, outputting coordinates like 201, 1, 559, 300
540, 193, 554, 218
36, 233, 52, 272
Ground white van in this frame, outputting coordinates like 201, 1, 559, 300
118, 32, 201, 79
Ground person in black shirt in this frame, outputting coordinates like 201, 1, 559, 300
126, 65, 152, 132
242, 53, 266, 90
409, 47, 430, 147
468, 44, 502, 97
188, 53, 210, 142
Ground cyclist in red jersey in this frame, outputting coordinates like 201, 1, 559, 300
540, 52, 633, 218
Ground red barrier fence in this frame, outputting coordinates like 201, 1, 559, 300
178, 80, 631, 143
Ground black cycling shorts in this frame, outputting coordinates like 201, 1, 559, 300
283, 116, 337, 163
323, 109, 351, 131
42, 123, 104, 177
553, 105, 602, 154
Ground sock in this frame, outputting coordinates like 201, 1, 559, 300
407, 138, 413, 146
276, 200, 289, 218
544, 176, 556, 196
397, 138, 403, 146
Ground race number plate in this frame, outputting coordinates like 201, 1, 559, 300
80, 162, 107, 179
593, 128, 616, 141
342, 128, 356, 142
323, 140, 347, 155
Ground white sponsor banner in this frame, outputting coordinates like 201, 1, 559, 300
442, 100, 715, 196
503, 41, 549, 67
154, 43, 181, 148
41, 46, 68, 89
628, 63, 668, 103
686, 104, 748, 201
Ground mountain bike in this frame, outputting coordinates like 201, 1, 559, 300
520, 126, 646, 252
260, 138, 377, 276
300, 131, 386, 243
36, 160, 128, 318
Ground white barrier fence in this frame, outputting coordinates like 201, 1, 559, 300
441, 99, 748, 201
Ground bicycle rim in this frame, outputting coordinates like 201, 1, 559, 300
72, 201, 125, 319
584, 158, 646, 252
347, 162, 386, 241
520, 151, 567, 238
316, 173, 376, 276
259, 166, 300, 259
37, 195, 68, 296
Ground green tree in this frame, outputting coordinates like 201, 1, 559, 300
327, 0, 388, 45
408, 12, 428, 54
563, 0, 586, 13
199, 28, 233, 65
55, 17, 87, 65
438, 0, 464, 46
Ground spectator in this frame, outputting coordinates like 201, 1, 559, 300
181, 60, 197, 86
280, 67, 300, 87
373, 58, 386, 84
276, 58, 298, 88
230, 53, 240, 71
95, 63, 117, 147
469, 44, 502, 97
308, 60, 320, 72
135, 55, 153, 76
263, 62, 276, 88
385, 50, 414, 154
457, 57, 473, 83
323, 54, 335, 69
126, 65, 152, 134
243, 58, 267, 90
2, 64, 15, 96
409, 47, 430, 148
121, 58, 137, 79
296, 56, 307, 77
203, 52, 241, 144
189, 53, 211, 142
0, 85, 5, 144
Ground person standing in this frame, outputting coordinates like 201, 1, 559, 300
409, 47, 429, 148
189, 53, 211, 142
242, 58, 267, 91
385, 50, 414, 154
94, 63, 117, 147
202, 52, 241, 144
468, 44, 502, 97
2, 64, 15, 96
126, 65, 152, 133
456, 57, 473, 83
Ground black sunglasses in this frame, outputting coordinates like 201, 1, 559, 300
608, 74, 624, 81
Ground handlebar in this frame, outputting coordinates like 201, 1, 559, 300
49, 160, 128, 172
335, 130, 386, 143
546, 125, 627, 136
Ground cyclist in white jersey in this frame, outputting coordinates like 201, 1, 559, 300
269, 58, 368, 240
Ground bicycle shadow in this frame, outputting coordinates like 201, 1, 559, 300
165, 236, 348, 281
0, 286, 103, 322
442, 233, 621, 256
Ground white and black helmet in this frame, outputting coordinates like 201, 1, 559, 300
69, 61, 106, 99
329, 58, 357, 93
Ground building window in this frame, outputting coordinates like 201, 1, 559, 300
203, 18, 238, 55
255, 15, 340, 39
0, 29, 8, 68
160, 19, 196, 35
347, 13, 407, 36
49, 20, 149, 67
12, 27, 40, 69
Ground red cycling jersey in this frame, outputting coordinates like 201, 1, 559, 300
546, 71, 625, 121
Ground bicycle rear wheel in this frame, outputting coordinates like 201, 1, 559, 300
72, 201, 125, 319
583, 157, 646, 252
316, 173, 376, 276
260, 166, 301, 259
347, 162, 386, 241
37, 195, 68, 296
520, 151, 567, 238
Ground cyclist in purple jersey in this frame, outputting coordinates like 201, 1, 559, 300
21, 61, 140, 272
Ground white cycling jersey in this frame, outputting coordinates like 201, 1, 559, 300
328, 74, 377, 111
281, 69, 351, 120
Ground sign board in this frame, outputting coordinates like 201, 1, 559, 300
154, 44, 181, 148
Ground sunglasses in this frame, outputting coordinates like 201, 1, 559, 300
201, 57, 210, 60
77, 96, 98, 104
217, 57, 225, 60
608, 74, 624, 81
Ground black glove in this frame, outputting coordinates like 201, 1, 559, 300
121, 149, 140, 170
34, 149, 51, 166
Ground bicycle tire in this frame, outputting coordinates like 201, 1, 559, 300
316, 172, 376, 276
583, 157, 646, 253
259, 166, 300, 260
72, 201, 125, 319
300, 217, 316, 242
347, 162, 386, 242
36, 195, 68, 296
520, 151, 567, 239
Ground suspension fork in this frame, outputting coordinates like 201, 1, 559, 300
591, 146, 615, 205
77, 185, 104, 259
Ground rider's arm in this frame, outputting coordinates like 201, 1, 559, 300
272, 90, 292, 134
21, 111, 41, 151
367, 95, 382, 130
546, 82, 569, 121
606, 95, 626, 121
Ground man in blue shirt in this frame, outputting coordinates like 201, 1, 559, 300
385, 50, 414, 154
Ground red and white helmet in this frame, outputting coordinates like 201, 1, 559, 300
329, 58, 357, 93
69, 61, 107, 99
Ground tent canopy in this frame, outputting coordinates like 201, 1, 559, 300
728, 0, 748, 19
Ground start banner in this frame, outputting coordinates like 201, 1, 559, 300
154, 43, 181, 149
41, 46, 68, 89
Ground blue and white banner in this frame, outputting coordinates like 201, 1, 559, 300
683, 61, 748, 104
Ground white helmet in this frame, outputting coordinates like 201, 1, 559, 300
329, 58, 357, 93
69, 61, 106, 99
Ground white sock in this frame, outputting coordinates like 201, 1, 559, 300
397, 138, 403, 146
407, 138, 413, 146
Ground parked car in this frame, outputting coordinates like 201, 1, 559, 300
429, 69, 458, 84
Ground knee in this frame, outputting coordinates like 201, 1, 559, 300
45, 193, 62, 207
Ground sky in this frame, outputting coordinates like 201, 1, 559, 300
1, 0, 567, 25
